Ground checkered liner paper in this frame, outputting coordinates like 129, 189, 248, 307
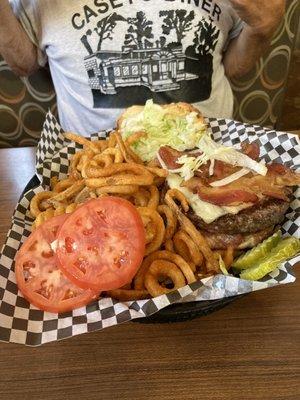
1, 112, 299, 346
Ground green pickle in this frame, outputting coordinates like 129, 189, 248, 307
233, 231, 282, 270
240, 237, 300, 281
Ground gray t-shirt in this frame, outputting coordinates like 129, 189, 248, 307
10, 0, 243, 135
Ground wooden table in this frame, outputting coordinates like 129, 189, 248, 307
0, 147, 299, 400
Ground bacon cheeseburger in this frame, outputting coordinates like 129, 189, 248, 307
118, 101, 300, 250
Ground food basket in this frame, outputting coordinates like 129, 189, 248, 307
0, 112, 298, 346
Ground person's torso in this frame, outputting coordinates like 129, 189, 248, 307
34, 0, 241, 133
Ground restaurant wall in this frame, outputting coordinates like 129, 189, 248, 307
278, 11, 300, 131
0, 0, 299, 148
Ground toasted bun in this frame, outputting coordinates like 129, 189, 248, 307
117, 102, 205, 130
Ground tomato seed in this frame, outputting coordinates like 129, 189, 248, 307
42, 249, 54, 258
63, 289, 76, 300
36, 281, 53, 299
96, 209, 107, 222
65, 237, 75, 253
83, 228, 93, 236
74, 258, 88, 274
23, 261, 35, 270
51, 225, 59, 237
28, 241, 38, 252
113, 257, 122, 269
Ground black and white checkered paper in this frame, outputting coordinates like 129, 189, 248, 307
0, 112, 299, 346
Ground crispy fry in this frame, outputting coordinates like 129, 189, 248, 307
157, 205, 177, 241
224, 246, 234, 269
165, 190, 219, 273
69, 151, 84, 179
65, 203, 78, 213
145, 223, 156, 244
153, 176, 166, 187
102, 147, 124, 163
138, 207, 165, 255
80, 150, 95, 179
107, 289, 149, 301
84, 162, 152, 178
108, 131, 117, 148
146, 167, 168, 178
96, 185, 139, 195
53, 178, 76, 193
93, 139, 108, 152
85, 174, 153, 188
147, 186, 160, 209
54, 206, 66, 216
133, 189, 149, 207
93, 153, 114, 168
125, 143, 144, 164
165, 239, 175, 252
34, 208, 55, 228
173, 230, 203, 266
144, 260, 186, 297
115, 130, 133, 162
134, 250, 195, 290
125, 131, 146, 146
65, 132, 99, 153
147, 158, 160, 168
30, 191, 54, 218
165, 188, 189, 213
50, 176, 59, 191
70, 150, 85, 172
49, 180, 85, 203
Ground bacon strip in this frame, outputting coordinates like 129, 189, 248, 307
159, 144, 300, 206
196, 187, 259, 206
158, 146, 182, 170
241, 142, 260, 160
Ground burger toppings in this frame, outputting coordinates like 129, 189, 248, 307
158, 135, 268, 181
119, 100, 207, 162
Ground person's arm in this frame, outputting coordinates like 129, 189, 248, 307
0, 0, 39, 76
224, 0, 286, 79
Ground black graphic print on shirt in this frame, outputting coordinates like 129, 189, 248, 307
78, 9, 220, 109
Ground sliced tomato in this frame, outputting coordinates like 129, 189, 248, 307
15, 214, 97, 313
56, 197, 146, 292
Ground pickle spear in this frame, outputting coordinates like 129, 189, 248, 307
240, 237, 300, 281
233, 231, 282, 270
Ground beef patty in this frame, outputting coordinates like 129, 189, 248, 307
187, 197, 289, 234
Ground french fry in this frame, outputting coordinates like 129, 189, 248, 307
157, 205, 177, 241
144, 260, 186, 297
107, 289, 149, 301
138, 207, 165, 255
96, 185, 139, 195
49, 180, 85, 203
173, 230, 203, 267
165, 190, 220, 273
65, 132, 99, 153
30, 191, 54, 218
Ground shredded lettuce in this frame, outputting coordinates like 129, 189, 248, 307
198, 135, 267, 176
167, 135, 267, 181
120, 100, 207, 162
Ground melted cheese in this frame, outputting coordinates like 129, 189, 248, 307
167, 174, 251, 224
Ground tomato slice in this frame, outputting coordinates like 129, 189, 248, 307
15, 214, 97, 313
56, 197, 146, 291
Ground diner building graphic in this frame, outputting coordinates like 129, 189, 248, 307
81, 10, 220, 101
84, 44, 199, 95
